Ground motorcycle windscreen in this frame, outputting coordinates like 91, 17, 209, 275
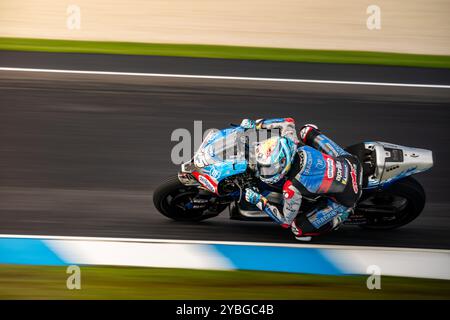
194, 127, 246, 168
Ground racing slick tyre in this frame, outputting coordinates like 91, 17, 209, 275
357, 176, 426, 230
153, 176, 227, 221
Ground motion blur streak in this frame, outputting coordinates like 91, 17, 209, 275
0, 52, 449, 249
1, 67, 449, 89
1, 235, 449, 278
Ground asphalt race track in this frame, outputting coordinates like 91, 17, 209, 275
1, 51, 450, 249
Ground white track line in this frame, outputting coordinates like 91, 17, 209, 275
0, 234, 448, 253
1, 67, 449, 89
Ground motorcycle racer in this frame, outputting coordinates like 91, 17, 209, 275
240, 118, 363, 241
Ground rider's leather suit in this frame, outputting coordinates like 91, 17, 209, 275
246, 118, 363, 237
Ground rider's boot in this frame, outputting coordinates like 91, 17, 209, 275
291, 221, 313, 241
295, 236, 312, 242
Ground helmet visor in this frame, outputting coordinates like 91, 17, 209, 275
258, 161, 283, 179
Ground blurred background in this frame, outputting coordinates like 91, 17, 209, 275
1, 0, 450, 54
0, 0, 449, 299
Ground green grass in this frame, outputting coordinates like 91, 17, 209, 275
0, 265, 449, 299
1, 37, 450, 69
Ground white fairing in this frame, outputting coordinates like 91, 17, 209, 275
366, 142, 433, 188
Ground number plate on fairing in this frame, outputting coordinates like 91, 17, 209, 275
384, 147, 404, 162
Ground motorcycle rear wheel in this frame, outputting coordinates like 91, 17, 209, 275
357, 177, 425, 230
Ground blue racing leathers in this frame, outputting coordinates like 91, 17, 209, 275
288, 125, 363, 237
246, 121, 363, 238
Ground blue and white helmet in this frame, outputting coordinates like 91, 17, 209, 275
255, 136, 297, 184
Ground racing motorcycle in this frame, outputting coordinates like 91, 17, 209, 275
153, 125, 433, 230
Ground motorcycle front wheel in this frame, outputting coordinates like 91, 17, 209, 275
153, 176, 227, 221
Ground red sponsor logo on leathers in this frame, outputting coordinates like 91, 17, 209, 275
283, 180, 295, 199
318, 154, 335, 193
350, 165, 358, 194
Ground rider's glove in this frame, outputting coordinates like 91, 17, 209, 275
240, 119, 256, 129
245, 188, 285, 224
245, 188, 262, 205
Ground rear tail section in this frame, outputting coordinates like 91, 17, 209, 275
346, 142, 433, 189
